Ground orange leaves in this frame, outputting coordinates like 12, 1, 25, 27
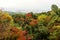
17, 36, 26, 40
29, 19, 38, 26
20, 17, 25, 22
23, 30, 28, 36
17, 30, 27, 40
17, 30, 26, 40
11, 27, 19, 33
15, 18, 19, 21
32, 19, 38, 24
26, 13, 32, 18
11, 27, 27, 40
27, 35, 33, 40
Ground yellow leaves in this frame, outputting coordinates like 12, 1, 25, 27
2, 13, 13, 22
45, 16, 51, 23
50, 11, 56, 15
38, 14, 47, 21
0, 11, 13, 24
0, 10, 2, 14
53, 25, 60, 29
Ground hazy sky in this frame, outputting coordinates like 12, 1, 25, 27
0, 0, 60, 12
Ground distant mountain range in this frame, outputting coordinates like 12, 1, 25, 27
8, 11, 26, 15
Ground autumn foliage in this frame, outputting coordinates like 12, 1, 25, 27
0, 4, 60, 40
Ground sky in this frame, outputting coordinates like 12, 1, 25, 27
0, 0, 60, 13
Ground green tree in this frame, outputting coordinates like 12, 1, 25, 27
51, 4, 58, 12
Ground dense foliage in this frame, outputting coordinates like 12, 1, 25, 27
0, 4, 60, 40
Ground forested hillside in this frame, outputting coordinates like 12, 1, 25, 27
0, 4, 60, 40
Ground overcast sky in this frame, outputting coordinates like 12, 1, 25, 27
0, 0, 60, 12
